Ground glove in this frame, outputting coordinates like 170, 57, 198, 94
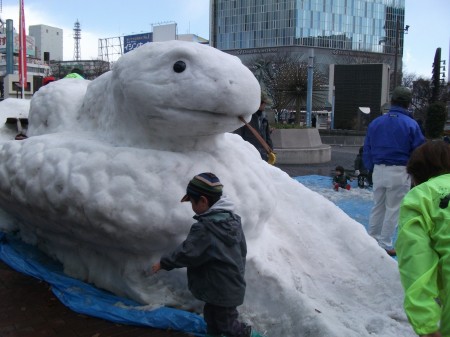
354, 170, 360, 176
267, 151, 277, 165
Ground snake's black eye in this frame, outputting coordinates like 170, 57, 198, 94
173, 61, 186, 73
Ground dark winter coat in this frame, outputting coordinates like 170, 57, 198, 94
354, 153, 369, 175
160, 197, 247, 307
234, 110, 273, 161
333, 173, 351, 188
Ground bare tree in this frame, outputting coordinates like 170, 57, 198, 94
402, 71, 418, 88
411, 78, 432, 123
266, 61, 327, 123
246, 53, 328, 123
86, 59, 111, 80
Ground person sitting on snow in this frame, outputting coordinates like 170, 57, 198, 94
333, 165, 352, 191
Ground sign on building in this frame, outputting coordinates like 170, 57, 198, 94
0, 33, 35, 57
123, 33, 152, 54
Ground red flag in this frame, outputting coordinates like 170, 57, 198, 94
18, 0, 28, 92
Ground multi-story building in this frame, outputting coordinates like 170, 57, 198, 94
0, 21, 53, 99
210, 0, 405, 59
210, 0, 407, 127
29, 24, 63, 62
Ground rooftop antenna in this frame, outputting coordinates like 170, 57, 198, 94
73, 19, 81, 61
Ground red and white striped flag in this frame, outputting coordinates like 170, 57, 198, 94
18, 0, 28, 93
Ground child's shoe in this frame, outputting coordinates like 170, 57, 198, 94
243, 324, 252, 337
345, 184, 351, 190
357, 176, 365, 188
333, 183, 339, 191
243, 324, 266, 337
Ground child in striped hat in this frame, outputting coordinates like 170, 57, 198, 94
152, 172, 254, 337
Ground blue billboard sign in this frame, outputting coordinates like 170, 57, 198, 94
123, 33, 152, 54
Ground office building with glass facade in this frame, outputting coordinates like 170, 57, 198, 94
210, 0, 406, 126
210, 0, 405, 56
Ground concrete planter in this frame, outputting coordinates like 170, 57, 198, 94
272, 128, 331, 164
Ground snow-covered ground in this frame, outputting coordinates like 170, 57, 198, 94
0, 41, 413, 336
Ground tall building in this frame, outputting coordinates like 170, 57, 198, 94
210, 0, 406, 126
29, 24, 63, 62
210, 0, 405, 55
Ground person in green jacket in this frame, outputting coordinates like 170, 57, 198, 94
64, 68, 84, 79
396, 140, 450, 337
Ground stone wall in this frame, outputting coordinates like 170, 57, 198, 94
272, 129, 331, 164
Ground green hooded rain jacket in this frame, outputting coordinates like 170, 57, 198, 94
396, 173, 450, 336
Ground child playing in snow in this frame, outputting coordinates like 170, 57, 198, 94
333, 165, 352, 191
151, 172, 255, 337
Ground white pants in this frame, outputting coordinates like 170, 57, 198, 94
368, 164, 411, 250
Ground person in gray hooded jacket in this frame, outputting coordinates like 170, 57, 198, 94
151, 172, 251, 337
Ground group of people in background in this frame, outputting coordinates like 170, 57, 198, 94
42, 67, 85, 85
346, 86, 449, 337
155, 84, 450, 337
329, 85, 449, 336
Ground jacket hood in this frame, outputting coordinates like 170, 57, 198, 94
204, 194, 235, 214
195, 195, 242, 246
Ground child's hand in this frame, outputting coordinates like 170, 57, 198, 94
151, 262, 161, 273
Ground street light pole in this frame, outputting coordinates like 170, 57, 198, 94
393, 17, 400, 88
306, 48, 314, 127
393, 17, 409, 88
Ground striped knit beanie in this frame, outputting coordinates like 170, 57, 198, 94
181, 172, 223, 202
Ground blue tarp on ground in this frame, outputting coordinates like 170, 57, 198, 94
0, 231, 206, 336
295, 175, 400, 246
0, 175, 376, 336
294, 175, 373, 230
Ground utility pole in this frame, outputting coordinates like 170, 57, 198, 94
306, 49, 314, 127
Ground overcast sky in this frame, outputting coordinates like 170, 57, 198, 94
1, 0, 449, 79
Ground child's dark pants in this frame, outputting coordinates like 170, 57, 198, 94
203, 303, 250, 337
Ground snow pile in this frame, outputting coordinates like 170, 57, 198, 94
0, 41, 413, 336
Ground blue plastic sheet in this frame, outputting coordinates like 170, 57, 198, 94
295, 175, 373, 229
295, 175, 399, 254
0, 231, 206, 336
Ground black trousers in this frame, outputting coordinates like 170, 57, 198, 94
203, 303, 249, 336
